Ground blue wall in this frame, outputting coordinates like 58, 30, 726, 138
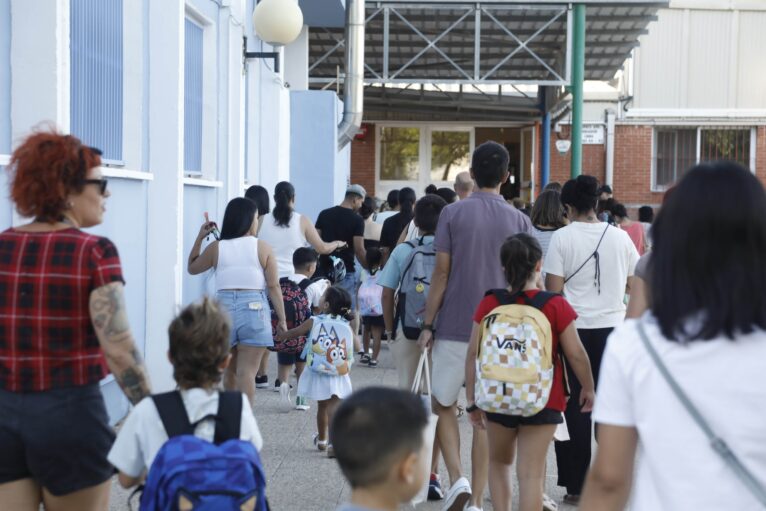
182, 185, 220, 305
0, 0, 11, 154
0, 167, 12, 229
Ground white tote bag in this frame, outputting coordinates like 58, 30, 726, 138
410, 351, 439, 506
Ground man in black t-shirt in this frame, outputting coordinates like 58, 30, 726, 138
315, 185, 369, 352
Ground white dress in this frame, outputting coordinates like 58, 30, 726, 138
296, 314, 354, 401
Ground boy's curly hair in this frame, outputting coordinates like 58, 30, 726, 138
168, 297, 231, 389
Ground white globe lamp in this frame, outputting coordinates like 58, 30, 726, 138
253, 0, 304, 47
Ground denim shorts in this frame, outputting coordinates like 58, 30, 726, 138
0, 384, 115, 495
216, 290, 274, 348
337, 273, 358, 310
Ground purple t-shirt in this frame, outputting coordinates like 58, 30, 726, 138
433, 191, 534, 342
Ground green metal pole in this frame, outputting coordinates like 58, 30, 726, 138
571, 4, 585, 178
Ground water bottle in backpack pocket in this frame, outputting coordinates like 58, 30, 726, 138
475, 290, 556, 417
137, 391, 268, 511
358, 272, 383, 317
302, 314, 354, 376
397, 237, 437, 340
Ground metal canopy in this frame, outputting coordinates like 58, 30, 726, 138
309, 1, 665, 86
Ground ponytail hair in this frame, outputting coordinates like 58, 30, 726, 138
323, 285, 355, 322
399, 187, 416, 221
499, 233, 543, 292
273, 181, 295, 227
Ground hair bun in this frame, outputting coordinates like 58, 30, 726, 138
575, 175, 600, 198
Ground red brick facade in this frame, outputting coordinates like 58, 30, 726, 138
350, 123, 377, 197
351, 123, 766, 209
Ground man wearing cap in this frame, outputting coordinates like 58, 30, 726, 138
315, 184, 369, 346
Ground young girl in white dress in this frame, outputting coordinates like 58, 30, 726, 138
277, 286, 354, 458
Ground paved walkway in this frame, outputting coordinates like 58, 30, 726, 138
108, 343, 575, 510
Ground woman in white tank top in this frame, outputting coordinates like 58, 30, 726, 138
187, 197, 287, 408
258, 182, 347, 278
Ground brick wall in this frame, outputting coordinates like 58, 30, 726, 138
756, 126, 766, 187
611, 125, 664, 207
547, 125, 606, 189
350, 123, 376, 197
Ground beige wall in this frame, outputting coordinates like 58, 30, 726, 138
632, 3, 766, 110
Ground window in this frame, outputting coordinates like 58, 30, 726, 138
431, 130, 470, 182
70, 0, 123, 162
0, 0, 10, 155
380, 127, 419, 181
653, 127, 754, 189
184, 18, 204, 174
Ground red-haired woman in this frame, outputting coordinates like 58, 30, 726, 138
0, 131, 150, 510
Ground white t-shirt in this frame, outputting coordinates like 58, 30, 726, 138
374, 210, 397, 225
108, 389, 263, 478
594, 315, 766, 511
286, 273, 330, 308
543, 222, 638, 329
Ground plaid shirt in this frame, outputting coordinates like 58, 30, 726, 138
0, 228, 124, 392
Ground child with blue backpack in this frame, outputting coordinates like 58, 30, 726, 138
108, 298, 267, 510
277, 286, 355, 458
358, 247, 384, 367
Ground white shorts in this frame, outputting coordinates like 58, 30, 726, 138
431, 338, 468, 407
389, 331, 423, 390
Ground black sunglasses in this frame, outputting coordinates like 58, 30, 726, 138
84, 178, 108, 195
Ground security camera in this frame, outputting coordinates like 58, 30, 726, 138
555, 139, 571, 155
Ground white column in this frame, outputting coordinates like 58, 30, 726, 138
284, 26, 309, 91
225, 3, 246, 205
144, 0, 185, 392
10, 0, 70, 140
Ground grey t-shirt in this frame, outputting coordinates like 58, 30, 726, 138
433, 191, 534, 342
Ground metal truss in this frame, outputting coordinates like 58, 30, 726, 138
309, 2, 572, 86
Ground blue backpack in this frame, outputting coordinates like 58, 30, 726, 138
138, 391, 268, 511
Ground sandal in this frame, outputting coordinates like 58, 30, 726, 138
313, 433, 327, 452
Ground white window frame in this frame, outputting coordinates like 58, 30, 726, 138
183, 4, 217, 180
651, 125, 756, 191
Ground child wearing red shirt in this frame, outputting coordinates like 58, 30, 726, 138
465, 233, 595, 511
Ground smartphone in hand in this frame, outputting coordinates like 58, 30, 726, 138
204, 212, 221, 240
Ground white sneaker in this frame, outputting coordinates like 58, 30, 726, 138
295, 396, 310, 411
464, 506, 482, 511
442, 477, 471, 511
279, 382, 292, 409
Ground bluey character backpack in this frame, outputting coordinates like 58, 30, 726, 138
302, 314, 354, 376
475, 290, 556, 417
138, 391, 268, 511
270, 277, 313, 354
358, 272, 383, 317
397, 237, 437, 339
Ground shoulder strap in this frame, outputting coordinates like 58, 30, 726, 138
298, 278, 312, 291
637, 321, 766, 506
279, 276, 291, 285
564, 224, 609, 285
213, 391, 243, 445
526, 291, 557, 311
488, 289, 518, 306
152, 391, 194, 438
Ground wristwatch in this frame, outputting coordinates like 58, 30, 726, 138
466, 404, 479, 413
422, 323, 435, 332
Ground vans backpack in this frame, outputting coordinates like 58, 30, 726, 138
358, 272, 383, 317
475, 290, 556, 417
138, 391, 268, 511
270, 277, 313, 355
301, 315, 354, 376
397, 237, 437, 340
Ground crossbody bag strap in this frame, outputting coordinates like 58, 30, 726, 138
564, 224, 609, 292
637, 321, 766, 507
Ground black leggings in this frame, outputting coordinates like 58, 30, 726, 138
554, 327, 613, 495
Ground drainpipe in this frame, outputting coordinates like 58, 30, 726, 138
570, 4, 585, 178
337, 0, 365, 151
605, 108, 616, 187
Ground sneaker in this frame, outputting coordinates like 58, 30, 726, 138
542, 493, 558, 511
279, 382, 292, 409
359, 352, 370, 363
427, 473, 443, 501
313, 433, 327, 451
327, 444, 336, 458
464, 507, 482, 511
255, 374, 269, 389
442, 477, 471, 511
295, 396, 310, 411
368, 359, 378, 368
273, 379, 281, 392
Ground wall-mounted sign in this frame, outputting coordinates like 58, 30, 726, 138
582, 125, 605, 145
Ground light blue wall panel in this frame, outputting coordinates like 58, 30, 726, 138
0, 167, 12, 229
182, 185, 219, 306
70, 0, 124, 162
86, 178, 149, 424
184, 18, 203, 173
0, 0, 10, 154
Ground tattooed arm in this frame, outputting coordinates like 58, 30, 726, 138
90, 282, 151, 404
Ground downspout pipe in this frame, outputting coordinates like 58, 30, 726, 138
605, 109, 616, 187
337, 0, 365, 151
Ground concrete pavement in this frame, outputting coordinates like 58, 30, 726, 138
108, 342, 575, 510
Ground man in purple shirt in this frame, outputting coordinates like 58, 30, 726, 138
418, 141, 534, 511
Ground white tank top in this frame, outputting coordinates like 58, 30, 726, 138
257, 212, 307, 278
215, 237, 266, 291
